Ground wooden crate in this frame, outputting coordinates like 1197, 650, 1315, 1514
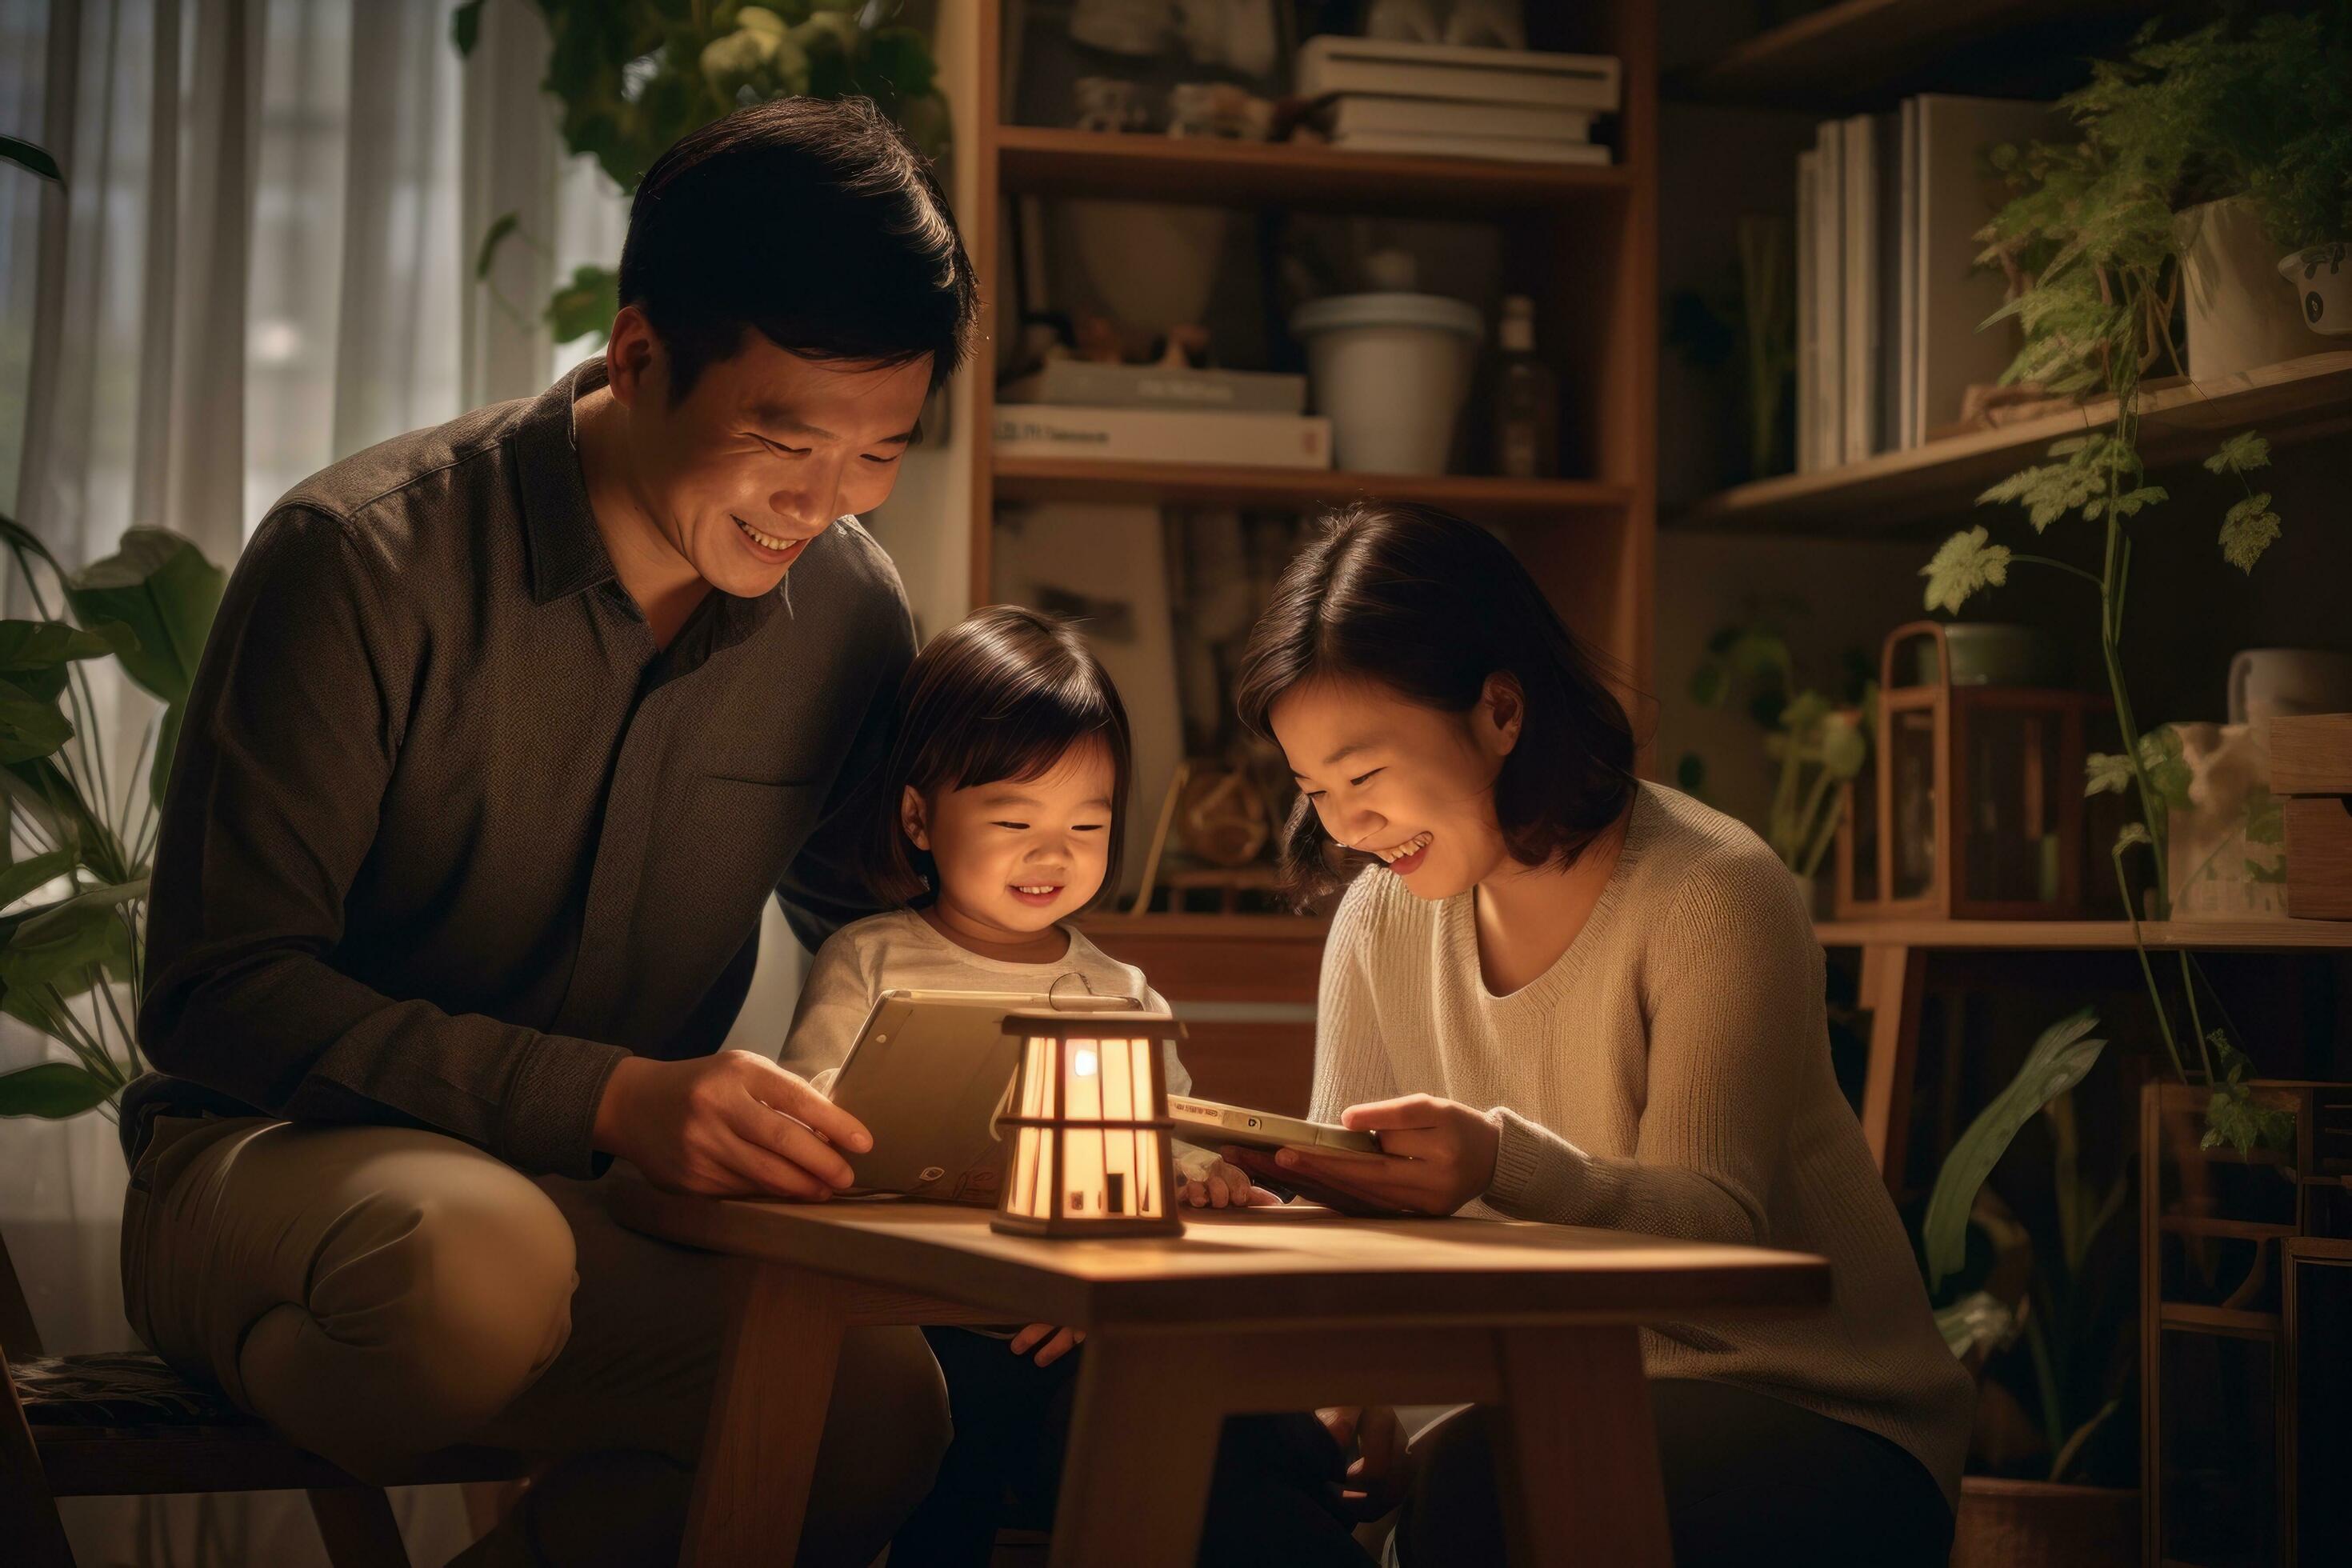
2273, 714, 2352, 920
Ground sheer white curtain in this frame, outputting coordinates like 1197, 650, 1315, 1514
1, 2, 627, 1561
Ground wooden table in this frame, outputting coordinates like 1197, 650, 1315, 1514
610, 1177, 1830, 1568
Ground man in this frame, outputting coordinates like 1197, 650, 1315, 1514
122, 98, 977, 1566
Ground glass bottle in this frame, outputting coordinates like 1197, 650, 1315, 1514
1491, 294, 1559, 479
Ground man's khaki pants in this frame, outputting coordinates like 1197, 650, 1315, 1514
122, 1115, 950, 1567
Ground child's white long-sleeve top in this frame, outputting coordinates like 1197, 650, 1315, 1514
780, 909, 1214, 1175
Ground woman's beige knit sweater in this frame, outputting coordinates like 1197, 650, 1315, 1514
1311, 783, 1974, 1508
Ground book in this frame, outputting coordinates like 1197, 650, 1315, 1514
1321, 95, 1594, 144
1898, 98, 1921, 450
1809, 120, 1844, 474
992, 406, 1333, 470
1841, 114, 1876, 465
1796, 150, 1819, 474
1295, 34, 1622, 113
1909, 96, 2063, 445
998, 361, 1308, 415
1875, 108, 1906, 458
1326, 130, 1611, 166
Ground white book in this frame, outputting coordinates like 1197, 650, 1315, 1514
993, 406, 1333, 470
1811, 121, 1844, 474
1874, 110, 1905, 456
1796, 150, 1819, 474
1328, 130, 1610, 166
1324, 95, 1594, 143
1898, 98, 1921, 450
1910, 96, 2065, 444
1842, 114, 1876, 465
998, 360, 1309, 414
1296, 34, 1622, 113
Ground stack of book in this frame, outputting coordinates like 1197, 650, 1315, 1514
994, 361, 1330, 470
1294, 35, 1620, 167
1798, 95, 2061, 472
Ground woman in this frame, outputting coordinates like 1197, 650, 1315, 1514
1230, 502, 1972, 1566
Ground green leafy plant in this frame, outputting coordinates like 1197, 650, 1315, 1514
1925, 1010, 2134, 1484
0, 141, 230, 1122
454, 0, 952, 346
0, 518, 226, 1120
1922, 14, 2342, 1156
1682, 610, 1874, 881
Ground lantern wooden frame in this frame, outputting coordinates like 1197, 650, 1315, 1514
992, 1012, 1183, 1238
1835, 620, 2108, 921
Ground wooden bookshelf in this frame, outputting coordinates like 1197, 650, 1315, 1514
1814, 918, 2352, 952
992, 458, 1633, 520
967, 3, 1658, 739
1670, 0, 2146, 109
1677, 350, 2352, 534
996, 125, 1632, 213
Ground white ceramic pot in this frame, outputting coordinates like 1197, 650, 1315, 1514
2278, 242, 2352, 336
1290, 291, 1482, 474
2175, 198, 2319, 379
2228, 647, 2352, 725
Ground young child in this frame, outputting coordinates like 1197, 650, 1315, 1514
778, 605, 1260, 1564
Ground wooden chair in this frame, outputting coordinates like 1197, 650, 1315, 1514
2, 1224, 522, 1567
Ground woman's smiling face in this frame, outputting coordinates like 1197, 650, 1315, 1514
1269, 674, 1522, 902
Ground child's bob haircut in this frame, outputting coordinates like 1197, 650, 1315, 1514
863, 606, 1134, 908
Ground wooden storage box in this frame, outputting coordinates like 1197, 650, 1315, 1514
2271, 713, 2352, 920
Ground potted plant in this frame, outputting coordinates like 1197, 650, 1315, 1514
1976, 10, 2350, 386
1923, 1010, 2141, 1567
1927, 12, 2323, 1158
1681, 608, 1874, 906
454, 0, 954, 344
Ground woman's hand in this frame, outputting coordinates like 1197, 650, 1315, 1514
1010, 1322, 1083, 1367
1317, 1403, 1410, 1520
1178, 1156, 1284, 1209
1270, 1095, 1502, 1216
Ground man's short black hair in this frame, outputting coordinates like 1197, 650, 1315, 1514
618, 96, 978, 402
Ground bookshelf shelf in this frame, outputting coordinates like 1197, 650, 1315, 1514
992, 458, 1633, 519
995, 126, 1630, 213
1670, 0, 2144, 109
1677, 350, 2352, 534
1813, 918, 2352, 952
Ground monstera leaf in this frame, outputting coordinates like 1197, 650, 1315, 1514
66, 528, 224, 708
1923, 1009, 2108, 1289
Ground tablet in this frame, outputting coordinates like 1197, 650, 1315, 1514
826, 988, 1154, 1204
1166, 1094, 1380, 1156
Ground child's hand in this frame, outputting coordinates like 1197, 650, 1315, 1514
1178, 1156, 1282, 1209
1010, 1322, 1083, 1367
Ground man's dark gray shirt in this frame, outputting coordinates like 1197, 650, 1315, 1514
124, 359, 914, 1177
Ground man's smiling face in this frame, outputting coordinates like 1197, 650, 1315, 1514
614, 318, 932, 598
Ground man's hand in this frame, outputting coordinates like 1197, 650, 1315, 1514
1178, 1156, 1284, 1209
1269, 1095, 1502, 1216
593, 1050, 872, 1200
1010, 1322, 1083, 1367
1316, 1404, 1408, 1521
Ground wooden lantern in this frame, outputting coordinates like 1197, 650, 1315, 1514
1835, 621, 2108, 921
993, 1012, 1183, 1238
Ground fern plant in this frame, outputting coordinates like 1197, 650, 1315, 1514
1918, 14, 2348, 1154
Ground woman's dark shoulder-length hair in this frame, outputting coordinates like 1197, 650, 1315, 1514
1233, 502, 1636, 902
862, 605, 1134, 909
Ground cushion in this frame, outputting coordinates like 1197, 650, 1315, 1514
10, 1351, 260, 1429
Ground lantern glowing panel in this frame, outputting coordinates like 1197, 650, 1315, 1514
994, 1013, 1182, 1238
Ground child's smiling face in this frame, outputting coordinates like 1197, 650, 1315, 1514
902, 741, 1117, 947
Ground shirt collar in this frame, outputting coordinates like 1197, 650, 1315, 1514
517, 357, 622, 605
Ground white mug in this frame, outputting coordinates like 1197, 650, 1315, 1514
2227, 647, 2352, 724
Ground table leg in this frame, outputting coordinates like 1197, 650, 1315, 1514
1857, 941, 1925, 1189
1496, 1325, 1673, 1567
1048, 1332, 1230, 1568
678, 1260, 845, 1568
